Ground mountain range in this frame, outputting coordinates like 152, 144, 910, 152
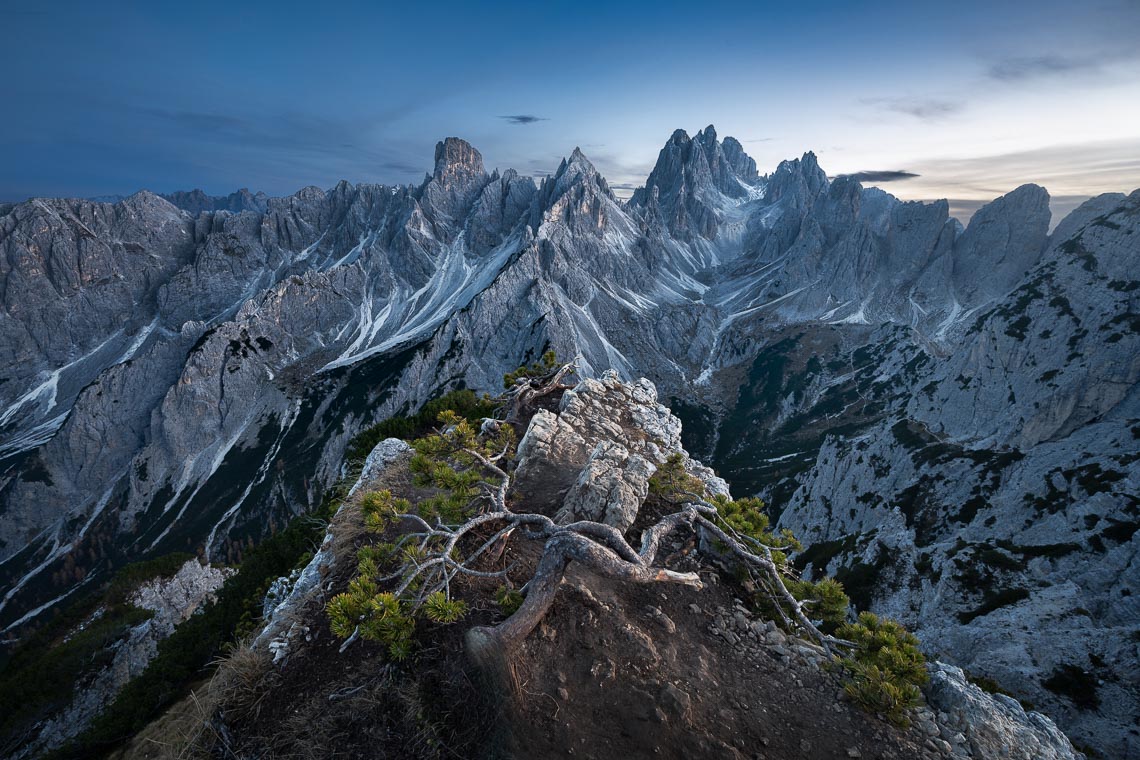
0, 125, 1136, 755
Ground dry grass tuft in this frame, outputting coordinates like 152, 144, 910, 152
206, 643, 279, 725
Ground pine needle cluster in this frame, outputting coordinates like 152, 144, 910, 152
837, 612, 928, 726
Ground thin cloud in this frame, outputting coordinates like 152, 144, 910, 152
941, 196, 1093, 230
743, 137, 775, 143
885, 139, 1140, 229
140, 107, 249, 134
988, 55, 1100, 81
378, 160, 423, 173
499, 115, 548, 125
863, 97, 964, 120
836, 170, 919, 183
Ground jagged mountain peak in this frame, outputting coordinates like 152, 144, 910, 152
420, 138, 491, 231
633, 124, 756, 199
967, 182, 1050, 229
432, 137, 486, 186
547, 147, 610, 197
532, 147, 617, 233
629, 124, 760, 240
946, 182, 1051, 305
765, 150, 829, 205
695, 122, 719, 147
956, 182, 1051, 259
561, 146, 601, 177
774, 150, 824, 178
113, 190, 190, 221
159, 187, 269, 215
125, 188, 177, 206
721, 135, 759, 183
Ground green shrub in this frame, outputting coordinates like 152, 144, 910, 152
842, 663, 921, 725
407, 411, 515, 523
494, 586, 524, 616
711, 494, 802, 562
787, 576, 850, 633
837, 612, 928, 726
502, 350, 558, 388
327, 410, 516, 659
345, 389, 496, 463
326, 586, 416, 661
648, 452, 706, 498
423, 592, 468, 624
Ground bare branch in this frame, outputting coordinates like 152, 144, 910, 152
638, 506, 699, 564
502, 362, 577, 423
693, 513, 834, 654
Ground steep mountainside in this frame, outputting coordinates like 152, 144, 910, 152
1, 125, 1136, 754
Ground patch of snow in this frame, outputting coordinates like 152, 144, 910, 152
762, 451, 805, 463
830, 301, 870, 325
322, 230, 522, 372
204, 400, 303, 558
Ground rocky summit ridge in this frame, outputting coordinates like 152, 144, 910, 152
0, 125, 1137, 755
170, 372, 1084, 760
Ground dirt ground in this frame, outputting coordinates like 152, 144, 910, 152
499, 565, 938, 760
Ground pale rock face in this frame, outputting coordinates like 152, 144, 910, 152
557, 441, 656, 532
130, 559, 233, 626
516, 371, 728, 530
925, 663, 1083, 760
347, 438, 414, 498
14, 560, 230, 759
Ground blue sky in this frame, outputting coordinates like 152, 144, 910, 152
3, 0, 1138, 222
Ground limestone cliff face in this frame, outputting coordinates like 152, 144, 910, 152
775, 193, 1140, 756
12, 559, 230, 759
0, 127, 1136, 754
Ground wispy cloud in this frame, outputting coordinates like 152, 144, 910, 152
835, 170, 919, 183
884, 139, 1140, 228
863, 97, 964, 120
86, 101, 436, 193
941, 195, 1094, 229
743, 137, 775, 143
499, 115, 548, 125
905, 139, 1140, 198
988, 55, 1101, 81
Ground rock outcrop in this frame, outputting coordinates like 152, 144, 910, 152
925, 663, 1083, 760
219, 376, 1082, 760
513, 371, 729, 529
13, 560, 230, 759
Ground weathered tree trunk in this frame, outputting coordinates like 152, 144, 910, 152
465, 530, 701, 675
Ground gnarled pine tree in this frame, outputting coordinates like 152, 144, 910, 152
329, 361, 854, 670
